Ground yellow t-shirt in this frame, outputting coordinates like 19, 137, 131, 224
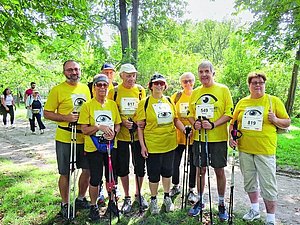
107, 84, 146, 141
171, 91, 194, 145
188, 82, 233, 142
44, 82, 91, 143
77, 98, 122, 152
231, 94, 289, 155
136, 95, 178, 154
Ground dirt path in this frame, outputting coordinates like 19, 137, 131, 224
0, 119, 299, 224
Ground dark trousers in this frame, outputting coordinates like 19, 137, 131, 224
29, 113, 45, 132
172, 144, 196, 188
2, 105, 14, 125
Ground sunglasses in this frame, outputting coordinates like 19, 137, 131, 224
94, 82, 108, 88
250, 81, 265, 86
182, 79, 194, 84
153, 81, 166, 86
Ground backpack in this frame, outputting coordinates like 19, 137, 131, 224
173, 91, 182, 104
113, 84, 143, 101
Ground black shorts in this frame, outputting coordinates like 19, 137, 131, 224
192, 141, 227, 168
56, 141, 89, 175
146, 150, 175, 183
86, 151, 114, 187
114, 140, 146, 177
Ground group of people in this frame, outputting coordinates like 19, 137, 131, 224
43, 59, 290, 225
0, 82, 46, 134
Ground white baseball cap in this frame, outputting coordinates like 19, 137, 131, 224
119, 63, 138, 73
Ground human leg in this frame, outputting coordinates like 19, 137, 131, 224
8, 105, 14, 125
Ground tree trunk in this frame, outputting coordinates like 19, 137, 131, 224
285, 44, 300, 116
131, 0, 139, 66
119, 0, 129, 61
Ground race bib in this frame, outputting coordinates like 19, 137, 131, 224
242, 106, 264, 131
196, 104, 214, 119
121, 97, 138, 115
71, 94, 87, 112
179, 103, 189, 117
152, 102, 173, 125
94, 110, 114, 136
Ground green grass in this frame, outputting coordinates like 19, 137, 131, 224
277, 118, 300, 170
0, 156, 265, 225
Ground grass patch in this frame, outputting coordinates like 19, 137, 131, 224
0, 156, 265, 225
277, 118, 300, 170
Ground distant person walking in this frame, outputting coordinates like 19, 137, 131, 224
26, 90, 46, 134
1, 88, 16, 128
24, 82, 36, 103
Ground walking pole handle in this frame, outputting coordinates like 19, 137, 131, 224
231, 120, 242, 141
185, 126, 192, 138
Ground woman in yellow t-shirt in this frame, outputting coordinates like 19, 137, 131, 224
229, 72, 290, 225
136, 73, 186, 215
169, 72, 197, 203
78, 74, 121, 221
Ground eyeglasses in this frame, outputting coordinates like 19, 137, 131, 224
153, 81, 166, 86
64, 68, 80, 73
182, 79, 194, 84
94, 82, 108, 88
250, 81, 265, 86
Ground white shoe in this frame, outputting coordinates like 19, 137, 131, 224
163, 196, 174, 212
169, 185, 181, 197
40, 129, 44, 134
31, 131, 36, 135
11, 124, 15, 128
149, 198, 159, 215
187, 191, 199, 204
243, 209, 260, 221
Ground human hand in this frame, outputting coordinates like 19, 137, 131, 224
229, 138, 238, 148
141, 146, 148, 159
65, 112, 79, 123
268, 110, 277, 124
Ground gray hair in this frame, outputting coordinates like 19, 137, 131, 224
198, 60, 214, 73
179, 72, 195, 83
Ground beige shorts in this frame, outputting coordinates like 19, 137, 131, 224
239, 151, 278, 201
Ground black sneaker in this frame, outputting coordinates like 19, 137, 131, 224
89, 205, 100, 221
60, 203, 73, 220
75, 197, 90, 210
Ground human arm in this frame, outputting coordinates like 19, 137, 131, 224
137, 122, 148, 158
268, 111, 291, 129
44, 110, 79, 123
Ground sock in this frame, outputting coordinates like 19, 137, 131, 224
164, 192, 170, 199
218, 196, 225, 205
266, 213, 275, 223
251, 203, 260, 212
151, 196, 157, 200
77, 196, 84, 201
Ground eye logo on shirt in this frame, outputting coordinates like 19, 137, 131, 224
96, 114, 112, 123
157, 111, 172, 118
199, 94, 218, 104
71, 94, 87, 112
244, 109, 262, 116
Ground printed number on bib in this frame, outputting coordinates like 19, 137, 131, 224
121, 97, 138, 115
153, 102, 173, 125
242, 106, 264, 131
94, 110, 114, 136
196, 104, 214, 119
179, 103, 189, 117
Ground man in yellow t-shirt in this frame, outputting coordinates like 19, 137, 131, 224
188, 60, 233, 221
107, 63, 147, 214
44, 60, 91, 219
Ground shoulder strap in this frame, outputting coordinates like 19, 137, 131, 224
144, 96, 150, 112
268, 94, 273, 111
113, 86, 118, 101
174, 91, 182, 104
136, 84, 143, 100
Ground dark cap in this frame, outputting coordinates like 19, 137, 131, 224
101, 63, 115, 71
93, 74, 109, 85
150, 73, 166, 83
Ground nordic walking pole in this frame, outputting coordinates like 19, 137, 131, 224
128, 118, 143, 213
228, 120, 242, 225
107, 140, 120, 224
181, 125, 192, 209
68, 120, 77, 220
203, 116, 213, 224
197, 116, 203, 223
